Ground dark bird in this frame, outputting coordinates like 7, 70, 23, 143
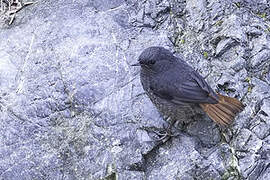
132, 46, 244, 127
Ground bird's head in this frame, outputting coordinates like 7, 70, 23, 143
132, 46, 175, 73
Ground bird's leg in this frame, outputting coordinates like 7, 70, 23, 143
151, 117, 181, 143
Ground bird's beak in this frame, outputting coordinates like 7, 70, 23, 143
131, 62, 140, 66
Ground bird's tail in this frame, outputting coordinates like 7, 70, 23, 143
199, 94, 244, 126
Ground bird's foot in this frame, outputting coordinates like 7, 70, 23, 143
140, 124, 180, 144
152, 127, 180, 143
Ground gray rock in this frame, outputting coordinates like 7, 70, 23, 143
90, 0, 125, 11
1, 0, 270, 179
215, 38, 237, 57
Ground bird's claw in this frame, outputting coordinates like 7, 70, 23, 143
151, 125, 180, 143
139, 120, 180, 144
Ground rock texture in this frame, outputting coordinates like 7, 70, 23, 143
0, 0, 270, 179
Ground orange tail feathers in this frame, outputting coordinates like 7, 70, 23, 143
199, 94, 244, 126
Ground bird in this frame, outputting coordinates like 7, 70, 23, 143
132, 46, 244, 130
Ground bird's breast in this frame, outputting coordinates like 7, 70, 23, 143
140, 70, 151, 92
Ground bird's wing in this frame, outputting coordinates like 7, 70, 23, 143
150, 71, 218, 104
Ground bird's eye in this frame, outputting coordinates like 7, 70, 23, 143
149, 60, 156, 64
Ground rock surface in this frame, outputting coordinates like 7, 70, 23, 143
0, 0, 270, 179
